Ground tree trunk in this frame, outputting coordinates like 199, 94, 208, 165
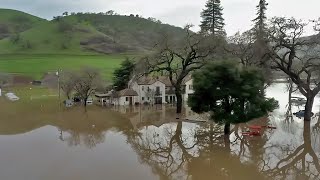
304, 94, 314, 121
84, 97, 88, 107
303, 120, 311, 145
224, 96, 231, 135
175, 87, 183, 114
224, 123, 231, 135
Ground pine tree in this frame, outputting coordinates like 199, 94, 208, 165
200, 0, 225, 36
252, 0, 268, 41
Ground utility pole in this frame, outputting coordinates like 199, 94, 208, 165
56, 69, 61, 107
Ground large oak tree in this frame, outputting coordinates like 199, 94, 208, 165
136, 26, 222, 113
267, 17, 320, 120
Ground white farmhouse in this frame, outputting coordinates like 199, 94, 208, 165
129, 76, 175, 104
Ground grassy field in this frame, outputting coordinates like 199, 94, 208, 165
0, 54, 127, 80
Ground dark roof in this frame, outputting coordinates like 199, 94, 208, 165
117, 89, 138, 97
136, 76, 172, 86
95, 93, 111, 98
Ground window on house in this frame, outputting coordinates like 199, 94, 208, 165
148, 97, 150, 100
126, 97, 129, 101
189, 85, 193, 90
142, 86, 144, 91
147, 87, 150, 92
142, 97, 145, 101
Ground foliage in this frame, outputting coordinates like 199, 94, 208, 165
9, 33, 21, 44
113, 57, 135, 90
188, 61, 278, 133
200, 0, 225, 36
57, 20, 73, 32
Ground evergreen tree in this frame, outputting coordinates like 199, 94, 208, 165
200, 0, 225, 36
113, 58, 135, 91
252, 0, 268, 41
188, 61, 278, 135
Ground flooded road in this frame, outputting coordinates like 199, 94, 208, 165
0, 83, 320, 180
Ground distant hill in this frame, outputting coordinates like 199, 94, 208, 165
0, 9, 46, 40
0, 9, 186, 54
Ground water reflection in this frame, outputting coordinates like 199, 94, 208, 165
0, 83, 320, 180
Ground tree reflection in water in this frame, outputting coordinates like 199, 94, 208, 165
127, 117, 320, 179
127, 121, 266, 180
56, 107, 133, 148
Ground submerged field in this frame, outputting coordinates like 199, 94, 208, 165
0, 54, 127, 80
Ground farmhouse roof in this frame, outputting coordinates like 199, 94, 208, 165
136, 76, 172, 86
117, 89, 138, 97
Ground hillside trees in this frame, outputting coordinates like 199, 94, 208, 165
267, 17, 320, 120
200, 0, 225, 36
136, 25, 221, 113
113, 58, 135, 91
188, 61, 278, 134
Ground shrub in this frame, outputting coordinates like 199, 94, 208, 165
57, 21, 73, 32
10, 33, 20, 44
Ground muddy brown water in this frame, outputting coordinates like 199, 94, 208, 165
0, 83, 320, 180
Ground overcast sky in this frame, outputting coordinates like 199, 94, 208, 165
1, 0, 319, 35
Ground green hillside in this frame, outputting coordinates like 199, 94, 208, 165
0, 9, 186, 54
0, 9, 46, 40
0, 9, 186, 80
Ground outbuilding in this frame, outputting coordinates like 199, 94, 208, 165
114, 89, 138, 106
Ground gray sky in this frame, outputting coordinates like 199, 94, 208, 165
1, 0, 319, 35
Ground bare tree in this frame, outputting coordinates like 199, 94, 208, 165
60, 71, 76, 99
267, 17, 320, 120
228, 30, 256, 66
228, 30, 273, 86
73, 67, 102, 106
136, 25, 221, 113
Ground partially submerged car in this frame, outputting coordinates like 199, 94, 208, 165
293, 110, 314, 118
5, 93, 20, 101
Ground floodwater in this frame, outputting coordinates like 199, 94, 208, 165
0, 83, 320, 180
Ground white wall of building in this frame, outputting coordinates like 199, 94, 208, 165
112, 96, 137, 106
151, 81, 166, 104
184, 79, 194, 102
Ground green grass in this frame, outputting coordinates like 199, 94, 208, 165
0, 54, 126, 80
